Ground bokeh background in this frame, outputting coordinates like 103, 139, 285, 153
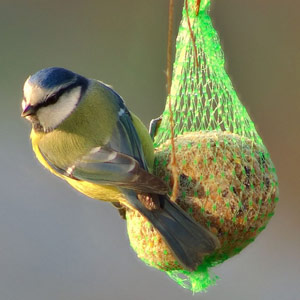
0, 0, 299, 299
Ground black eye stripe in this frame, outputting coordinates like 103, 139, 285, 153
36, 84, 74, 110
45, 93, 59, 105
35, 76, 88, 111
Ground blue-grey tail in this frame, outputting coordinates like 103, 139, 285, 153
122, 189, 220, 271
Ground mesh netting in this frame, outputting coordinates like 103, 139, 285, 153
154, 0, 262, 147
126, 0, 278, 293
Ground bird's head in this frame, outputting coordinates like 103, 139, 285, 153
21, 67, 88, 132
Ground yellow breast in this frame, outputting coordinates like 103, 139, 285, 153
30, 129, 129, 206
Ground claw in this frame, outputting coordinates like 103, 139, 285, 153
111, 202, 127, 220
149, 116, 162, 141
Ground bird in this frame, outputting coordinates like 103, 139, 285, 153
21, 67, 219, 271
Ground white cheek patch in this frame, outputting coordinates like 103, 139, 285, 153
37, 86, 81, 131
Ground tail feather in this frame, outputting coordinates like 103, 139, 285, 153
122, 189, 220, 271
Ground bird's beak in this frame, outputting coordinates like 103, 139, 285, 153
21, 104, 36, 118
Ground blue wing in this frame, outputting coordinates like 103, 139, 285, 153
103, 83, 148, 170
40, 144, 167, 195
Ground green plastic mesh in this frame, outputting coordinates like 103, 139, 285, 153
154, 0, 262, 147
126, 0, 278, 293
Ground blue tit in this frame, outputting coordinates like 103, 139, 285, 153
21, 67, 219, 271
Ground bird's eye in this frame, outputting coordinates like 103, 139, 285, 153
46, 93, 59, 105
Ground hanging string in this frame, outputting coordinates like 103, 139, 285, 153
185, 0, 200, 69
166, 0, 179, 202
166, 0, 202, 201
195, 0, 201, 16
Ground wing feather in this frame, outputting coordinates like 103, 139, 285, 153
40, 145, 167, 195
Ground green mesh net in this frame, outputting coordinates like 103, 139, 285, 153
126, 0, 278, 293
154, 0, 262, 147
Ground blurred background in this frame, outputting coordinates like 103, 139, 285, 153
0, 0, 299, 299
